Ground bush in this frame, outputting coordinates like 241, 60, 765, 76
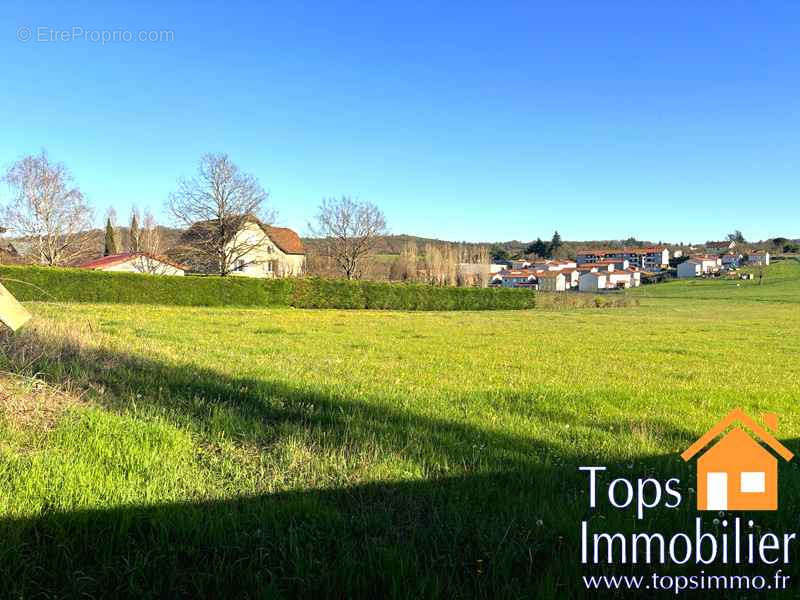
0, 266, 535, 311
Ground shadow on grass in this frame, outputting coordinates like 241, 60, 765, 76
3, 326, 800, 598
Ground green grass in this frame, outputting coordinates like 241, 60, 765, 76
1, 260, 800, 597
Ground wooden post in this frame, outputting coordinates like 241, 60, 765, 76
0, 282, 31, 332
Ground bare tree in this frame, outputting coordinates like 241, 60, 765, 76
390, 239, 418, 281
309, 197, 387, 279
168, 153, 273, 276
131, 210, 174, 274
1, 151, 94, 265
104, 206, 118, 228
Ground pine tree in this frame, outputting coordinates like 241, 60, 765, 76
526, 238, 549, 257
129, 212, 140, 252
104, 218, 119, 256
550, 230, 562, 257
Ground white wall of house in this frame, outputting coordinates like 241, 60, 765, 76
102, 258, 184, 276
226, 222, 305, 278
747, 253, 770, 265
562, 270, 579, 287
537, 274, 566, 291
606, 272, 632, 289
578, 272, 607, 292
677, 260, 702, 278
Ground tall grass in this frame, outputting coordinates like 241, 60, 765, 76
0, 260, 798, 597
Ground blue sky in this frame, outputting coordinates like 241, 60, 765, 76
2, 1, 798, 243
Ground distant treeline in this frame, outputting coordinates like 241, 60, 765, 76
0, 266, 535, 311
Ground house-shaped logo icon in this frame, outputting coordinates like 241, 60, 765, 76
681, 409, 793, 511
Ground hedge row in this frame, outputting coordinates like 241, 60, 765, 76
0, 265, 534, 311
289, 278, 535, 310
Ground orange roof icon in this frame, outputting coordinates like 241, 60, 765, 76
682, 409, 793, 511
682, 409, 793, 463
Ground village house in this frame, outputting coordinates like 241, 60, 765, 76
606, 270, 634, 289
594, 258, 629, 270
576, 263, 608, 274
577, 267, 640, 291
677, 259, 703, 278
706, 240, 736, 252
720, 253, 742, 268
561, 268, 580, 288
534, 270, 567, 292
179, 216, 306, 277
79, 252, 187, 275
677, 255, 722, 278
576, 246, 669, 271
493, 269, 535, 287
747, 251, 770, 266
578, 271, 607, 292
510, 259, 532, 270
0, 242, 21, 264
531, 259, 577, 271
0, 226, 22, 265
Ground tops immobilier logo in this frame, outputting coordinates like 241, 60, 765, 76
681, 409, 793, 511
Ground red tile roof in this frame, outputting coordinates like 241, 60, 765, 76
261, 224, 305, 255
79, 252, 188, 271
688, 254, 719, 261
577, 246, 667, 256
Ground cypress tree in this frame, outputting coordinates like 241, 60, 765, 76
104, 218, 119, 256
130, 212, 140, 252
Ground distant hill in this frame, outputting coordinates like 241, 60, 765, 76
4, 226, 797, 265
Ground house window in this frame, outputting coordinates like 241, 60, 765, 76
741, 472, 765, 493
235, 259, 246, 272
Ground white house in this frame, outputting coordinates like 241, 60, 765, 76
595, 258, 629, 270
578, 268, 638, 291
531, 259, 577, 271
79, 252, 187, 276
180, 216, 306, 278
706, 240, 736, 253
576, 246, 669, 272
535, 271, 567, 291
747, 251, 770, 266
721, 253, 742, 268
494, 269, 536, 287
561, 268, 580, 288
677, 255, 721, 278
677, 259, 702, 278
606, 271, 633, 289
578, 271, 608, 292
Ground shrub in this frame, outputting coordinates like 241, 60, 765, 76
0, 266, 535, 311
0, 265, 282, 307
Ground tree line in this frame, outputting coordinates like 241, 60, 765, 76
491, 230, 564, 262
0, 151, 388, 279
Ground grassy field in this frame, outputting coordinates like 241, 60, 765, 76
1, 259, 799, 598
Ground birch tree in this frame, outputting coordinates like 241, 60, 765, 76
1, 151, 94, 265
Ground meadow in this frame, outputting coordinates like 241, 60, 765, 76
1, 259, 799, 598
